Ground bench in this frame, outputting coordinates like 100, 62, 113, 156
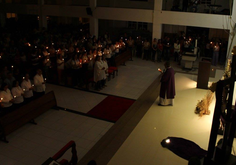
114, 49, 132, 67
0, 91, 57, 143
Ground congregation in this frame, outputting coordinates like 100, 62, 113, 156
0, 24, 228, 113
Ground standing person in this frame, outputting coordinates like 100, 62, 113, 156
57, 54, 65, 84
212, 42, 220, 66
101, 55, 108, 88
157, 39, 163, 62
94, 56, 105, 91
127, 36, 135, 60
158, 61, 175, 106
21, 73, 34, 102
151, 38, 158, 62
143, 39, 150, 60
33, 69, 46, 98
163, 37, 171, 61
11, 80, 24, 105
174, 40, 181, 62
136, 36, 142, 58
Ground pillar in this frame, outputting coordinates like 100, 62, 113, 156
226, 0, 236, 63
0, 13, 6, 27
152, 0, 163, 40
38, 0, 47, 30
89, 0, 98, 37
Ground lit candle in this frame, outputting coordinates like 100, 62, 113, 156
0, 56, 1, 59
52, 43, 54, 45
44, 78, 47, 81
0, 98, 3, 101
35, 46, 37, 49
84, 60, 86, 63
23, 89, 25, 92
14, 96, 16, 99
46, 46, 48, 49
210, 42, 213, 44
23, 77, 25, 79
28, 43, 31, 47
11, 65, 14, 69
48, 53, 50, 55
77, 50, 80, 53
62, 58, 64, 61
47, 59, 50, 61
90, 58, 92, 60
39, 55, 41, 58
32, 84, 34, 87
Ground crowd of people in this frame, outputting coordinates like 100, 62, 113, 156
0, 24, 228, 112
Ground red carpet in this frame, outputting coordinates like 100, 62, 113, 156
87, 96, 135, 122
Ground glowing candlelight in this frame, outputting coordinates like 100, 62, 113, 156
210, 42, 213, 44
28, 43, 31, 47
11, 65, 14, 68
47, 59, 50, 61
0, 56, 2, 59
23, 77, 25, 79
84, 60, 86, 63
1, 98, 3, 101
44, 78, 47, 81
90, 58, 92, 60
48, 53, 50, 55
77, 50, 80, 53
66, 49, 68, 52
165, 139, 170, 144
39, 55, 41, 58
32, 84, 34, 87
35, 46, 37, 49
62, 58, 64, 61
23, 89, 25, 92
14, 96, 16, 99
46, 46, 48, 49
79, 62, 82, 65
52, 43, 54, 45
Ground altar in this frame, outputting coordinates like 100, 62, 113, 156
181, 51, 197, 69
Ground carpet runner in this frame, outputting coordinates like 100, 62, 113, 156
87, 95, 135, 122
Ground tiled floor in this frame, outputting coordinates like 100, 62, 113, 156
0, 57, 160, 165
0, 56, 228, 165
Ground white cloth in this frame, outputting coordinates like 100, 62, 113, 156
159, 91, 174, 106
104, 48, 112, 58
102, 60, 108, 79
94, 60, 104, 82
11, 86, 24, 104
33, 74, 46, 92
174, 43, 180, 53
57, 59, 64, 70
21, 79, 33, 98
0, 89, 13, 107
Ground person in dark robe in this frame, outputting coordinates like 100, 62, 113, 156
158, 61, 175, 106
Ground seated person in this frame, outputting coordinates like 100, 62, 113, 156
11, 80, 24, 105
0, 83, 14, 111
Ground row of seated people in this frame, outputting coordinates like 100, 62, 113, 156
0, 69, 46, 116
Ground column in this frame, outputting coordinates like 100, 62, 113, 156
38, 0, 47, 30
226, 0, 236, 63
152, 0, 163, 40
89, 0, 98, 37
0, 13, 6, 27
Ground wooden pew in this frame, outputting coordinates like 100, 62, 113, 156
0, 91, 57, 143
114, 49, 132, 67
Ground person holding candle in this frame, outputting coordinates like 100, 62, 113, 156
87, 50, 94, 71
33, 69, 46, 98
157, 39, 163, 62
71, 54, 82, 87
43, 56, 51, 79
57, 54, 65, 85
158, 61, 175, 106
21, 73, 34, 101
0, 83, 14, 111
94, 56, 105, 91
212, 42, 220, 66
11, 80, 24, 105
174, 40, 181, 62
151, 38, 158, 62
101, 55, 108, 88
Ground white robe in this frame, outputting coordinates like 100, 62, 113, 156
94, 61, 104, 82
11, 86, 24, 104
33, 74, 46, 92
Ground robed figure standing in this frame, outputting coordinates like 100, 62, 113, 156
158, 61, 175, 106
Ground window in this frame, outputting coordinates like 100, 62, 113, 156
200, 0, 211, 5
